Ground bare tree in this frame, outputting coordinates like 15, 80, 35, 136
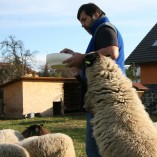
0, 35, 38, 85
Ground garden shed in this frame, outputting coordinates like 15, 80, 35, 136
1, 77, 81, 119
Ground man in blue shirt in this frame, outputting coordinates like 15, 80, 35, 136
61, 3, 125, 157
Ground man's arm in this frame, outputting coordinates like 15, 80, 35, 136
94, 25, 119, 59
61, 25, 119, 68
95, 46, 119, 60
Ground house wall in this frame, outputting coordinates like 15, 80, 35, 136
140, 63, 157, 115
3, 81, 23, 118
22, 80, 64, 117
141, 63, 157, 84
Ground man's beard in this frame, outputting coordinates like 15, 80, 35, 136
84, 18, 95, 34
84, 27, 91, 34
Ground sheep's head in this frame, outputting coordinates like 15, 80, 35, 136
84, 52, 123, 88
84, 52, 100, 68
84, 52, 107, 80
22, 124, 50, 138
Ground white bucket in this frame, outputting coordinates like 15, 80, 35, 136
29, 112, 35, 118
46, 53, 72, 66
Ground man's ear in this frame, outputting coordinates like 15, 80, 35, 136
93, 12, 101, 19
84, 52, 99, 67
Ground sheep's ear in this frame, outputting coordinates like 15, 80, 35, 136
84, 52, 99, 67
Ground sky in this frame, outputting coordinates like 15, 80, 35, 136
0, 0, 157, 70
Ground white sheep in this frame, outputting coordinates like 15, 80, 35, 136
85, 53, 157, 157
19, 133, 76, 157
0, 143, 30, 157
0, 129, 24, 144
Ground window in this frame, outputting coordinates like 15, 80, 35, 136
152, 40, 157, 46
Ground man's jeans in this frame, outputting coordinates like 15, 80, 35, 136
86, 112, 101, 157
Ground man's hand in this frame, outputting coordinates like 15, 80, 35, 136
63, 52, 85, 69
60, 48, 74, 55
60, 48, 85, 69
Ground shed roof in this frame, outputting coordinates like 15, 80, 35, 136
133, 82, 148, 91
1, 77, 79, 88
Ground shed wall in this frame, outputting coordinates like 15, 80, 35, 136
3, 81, 23, 118
22, 81, 64, 117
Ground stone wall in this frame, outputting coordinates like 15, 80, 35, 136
141, 84, 157, 115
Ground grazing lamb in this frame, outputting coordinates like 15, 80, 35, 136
0, 129, 24, 144
19, 133, 76, 157
22, 124, 50, 138
84, 53, 157, 157
0, 143, 30, 157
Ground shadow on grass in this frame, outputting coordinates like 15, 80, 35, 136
18, 119, 66, 126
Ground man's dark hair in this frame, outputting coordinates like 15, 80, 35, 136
77, 3, 105, 20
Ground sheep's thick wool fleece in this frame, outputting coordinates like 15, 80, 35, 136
19, 133, 76, 157
0, 129, 24, 144
0, 143, 30, 157
85, 55, 157, 157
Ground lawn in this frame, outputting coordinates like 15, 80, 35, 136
0, 112, 87, 157
1, 111, 156, 157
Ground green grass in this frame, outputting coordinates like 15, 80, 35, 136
1, 112, 156, 157
0, 112, 87, 157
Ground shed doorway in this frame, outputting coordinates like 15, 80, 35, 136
53, 101, 61, 115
